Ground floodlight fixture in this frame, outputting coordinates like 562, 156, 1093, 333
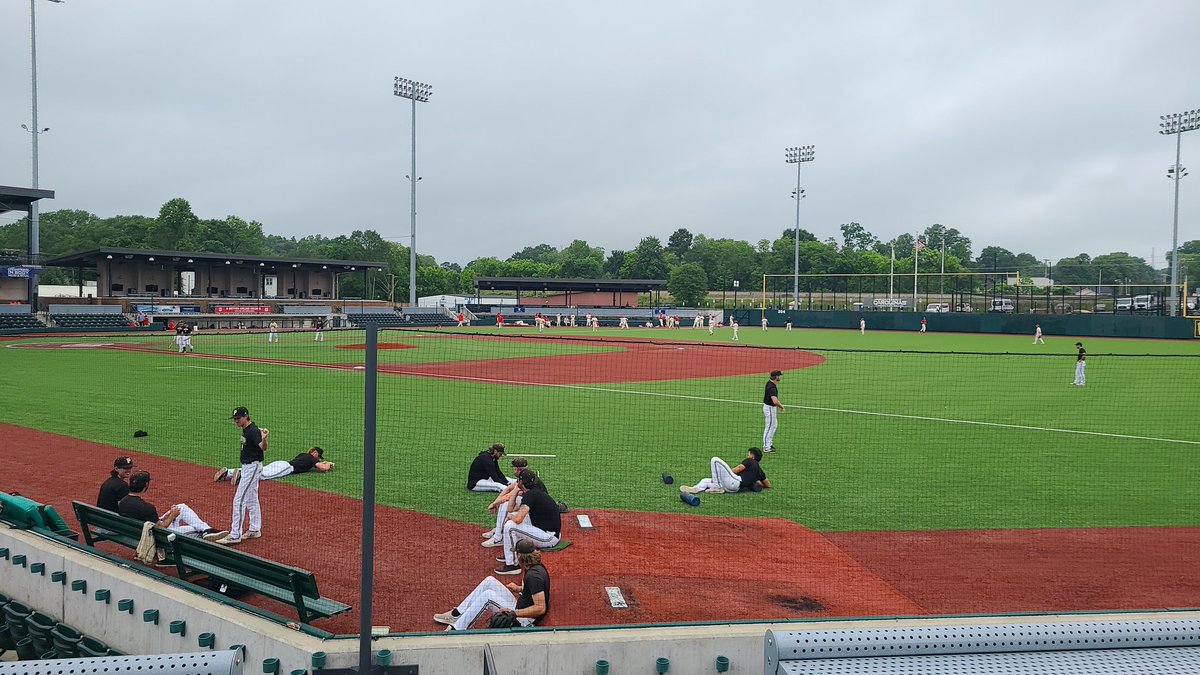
1159, 106, 1199, 316
784, 144, 816, 307
393, 74, 434, 307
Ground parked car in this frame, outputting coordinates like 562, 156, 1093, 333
925, 303, 950, 313
1053, 303, 1073, 314
989, 299, 1014, 313
1133, 294, 1157, 311
955, 303, 973, 312
1116, 297, 1133, 311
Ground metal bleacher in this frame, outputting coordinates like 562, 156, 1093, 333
348, 311, 409, 328
764, 619, 1200, 674
0, 314, 45, 331
50, 313, 131, 329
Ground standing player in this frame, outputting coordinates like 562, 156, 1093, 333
1033, 324, 1045, 345
313, 318, 326, 342
174, 323, 186, 353
860, 317, 866, 335
268, 321, 279, 343
1072, 342, 1087, 386
693, 314, 703, 329
730, 319, 740, 341
761, 315, 768, 331
785, 317, 793, 331
215, 407, 267, 545
496, 312, 504, 329
590, 316, 599, 332
618, 316, 629, 329
762, 370, 784, 452
457, 311, 466, 327
708, 313, 716, 335
919, 316, 927, 334
181, 324, 194, 353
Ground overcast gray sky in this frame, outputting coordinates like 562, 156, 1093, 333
2, 1, 1198, 266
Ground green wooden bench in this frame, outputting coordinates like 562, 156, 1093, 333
165, 532, 349, 624
73, 501, 171, 554
72, 501, 348, 623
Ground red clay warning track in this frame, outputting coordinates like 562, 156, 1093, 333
6, 423, 1200, 634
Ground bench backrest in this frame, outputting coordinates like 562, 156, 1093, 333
168, 534, 321, 599
73, 501, 145, 538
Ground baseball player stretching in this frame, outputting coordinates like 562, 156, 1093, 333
679, 448, 771, 494
215, 406, 267, 545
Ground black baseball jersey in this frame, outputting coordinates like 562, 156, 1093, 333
117, 494, 159, 523
521, 488, 561, 536
737, 458, 767, 492
97, 475, 129, 512
516, 564, 550, 618
240, 422, 264, 464
1077, 346, 1086, 361
467, 452, 507, 489
289, 452, 318, 474
764, 379, 779, 406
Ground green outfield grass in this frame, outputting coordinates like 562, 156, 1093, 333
3, 326, 1197, 533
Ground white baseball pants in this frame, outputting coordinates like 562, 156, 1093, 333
229, 460, 263, 538
763, 404, 779, 449
501, 519, 559, 566
449, 577, 535, 631
164, 503, 213, 535
223, 460, 292, 481
1074, 361, 1086, 385
472, 477, 516, 493
690, 457, 743, 493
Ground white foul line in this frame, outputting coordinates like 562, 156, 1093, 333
157, 365, 266, 377
515, 454, 558, 458
384, 369, 1200, 447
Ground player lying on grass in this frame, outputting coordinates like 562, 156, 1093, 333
214, 447, 333, 485
679, 448, 771, 495
118, 471, 227, 541
434, 538, 549, 631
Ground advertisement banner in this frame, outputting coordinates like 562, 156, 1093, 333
214, 305, 271, 314
134, 304, 180, 315
2, 267, 32, 279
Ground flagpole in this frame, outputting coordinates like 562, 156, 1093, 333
913, 234, 919, 310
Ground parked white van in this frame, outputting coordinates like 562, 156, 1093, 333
1116, 297, 1133, 311
989, 298, 1014, 313
1133, 295, 1157, 310
925, 303, 950, 313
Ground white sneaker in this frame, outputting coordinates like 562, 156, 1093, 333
679, 486, 699, 494
214, 535, 242, 546
707, 487, 726, 495
481, 539, 503, 548
241, 531, 261, 540
481, 530, 495, 538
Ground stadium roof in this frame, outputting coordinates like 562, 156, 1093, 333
43, 247, 387, 271
474, 277, 667, 293
0, 185, 55, 214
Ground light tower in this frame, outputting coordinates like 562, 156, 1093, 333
1159, 108, 1199, 316
393, 76, 433, 307
784, 145, 815, 308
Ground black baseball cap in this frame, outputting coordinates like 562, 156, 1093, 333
230, 406, 249, 419
515, 539, 537, 554
311, 446, 324, 458
129, 471, 151, 491
1075, 342, 1083, 346
114, 457, 134, 469
770, 370, 782, 378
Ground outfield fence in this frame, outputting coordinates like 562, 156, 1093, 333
2, 326, 1199, 645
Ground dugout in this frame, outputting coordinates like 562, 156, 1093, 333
473, 276, 667, 308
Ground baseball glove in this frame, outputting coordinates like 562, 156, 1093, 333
487, 611, 520, 629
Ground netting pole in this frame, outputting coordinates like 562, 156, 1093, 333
358, 325, 378, 674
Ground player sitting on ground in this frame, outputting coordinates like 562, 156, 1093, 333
434, 538, 549, 631
481, 458, 531, 541
214, 447, 333, 485
679, 448, 771, 495
467, 443, 516, 493
492, 472, 561, 575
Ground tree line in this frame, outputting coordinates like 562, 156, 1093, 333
2, 197, 1194, 305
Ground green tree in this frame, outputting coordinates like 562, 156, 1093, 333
666, 228, 694, 260
621, 236, 668, 279
508, 244, 559, 265
604, 250, 625, 278
150, 198, 199, 250
559, 239, 604, 278
193, 216, 266, 254
668, 262, 709, 306
922, 224, 973, 263
839, 222, 879, 252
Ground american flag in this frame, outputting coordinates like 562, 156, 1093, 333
916, 239, 925, 251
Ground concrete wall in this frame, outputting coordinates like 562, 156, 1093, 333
6, 527, 1199, 674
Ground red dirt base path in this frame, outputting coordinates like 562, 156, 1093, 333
5, 423, 1200, 633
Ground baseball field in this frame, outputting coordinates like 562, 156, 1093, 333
2, 324, 1199, 633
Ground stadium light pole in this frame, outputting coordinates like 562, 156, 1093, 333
785, 146, 815, 309
26, 0, 63, 308
394, 76, 432, 307
1160, 108, 1199, 317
